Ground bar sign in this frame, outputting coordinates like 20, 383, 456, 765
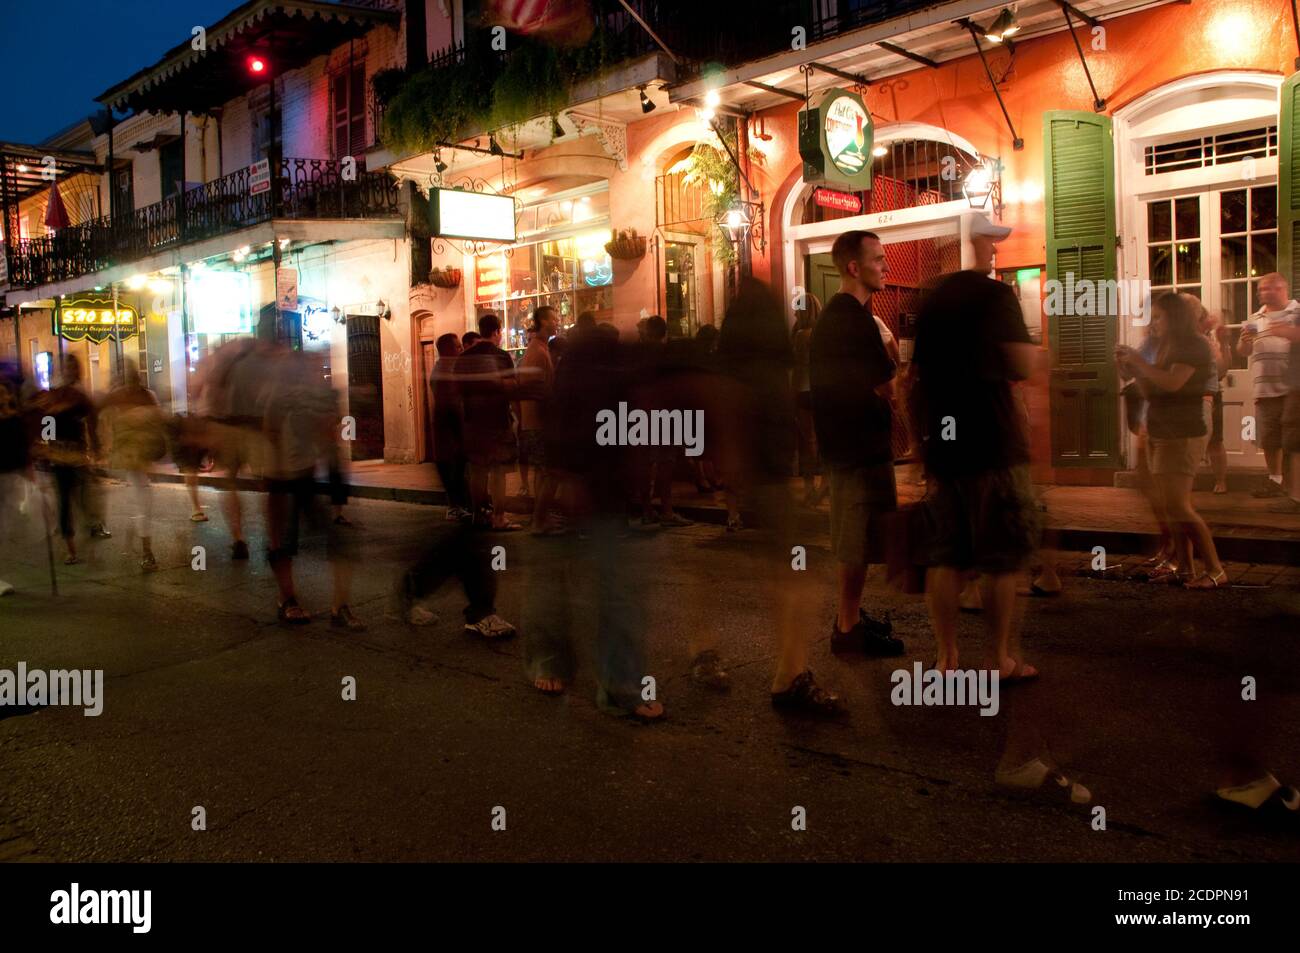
249, 159, 271, 196
812, 187, 862, 213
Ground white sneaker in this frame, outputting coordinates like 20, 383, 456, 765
464, 614, 516, 639
0, 580, 14, 596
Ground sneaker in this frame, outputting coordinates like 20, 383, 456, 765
141, 554, 159, 572
771, 670, 846, 717
1252, 479, 1285, 498
464, 614, 517, 639
231, 540, 250, 560
89, 524, 112, 540
830, 611, 904, 656
0, 580, 14, 596
331, 605, 367, 631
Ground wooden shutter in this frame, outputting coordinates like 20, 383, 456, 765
1280, 73, 1300, 290
333, 72, 350, 159
350, 66, 367, 156
1043, 110, 1119, 468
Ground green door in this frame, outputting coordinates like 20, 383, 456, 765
1043, 110, 1120, 468
806, 253, 839, 312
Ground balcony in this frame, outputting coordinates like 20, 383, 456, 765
6, 158, 401, 290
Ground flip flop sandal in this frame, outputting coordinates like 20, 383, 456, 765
532, 678, 566, 696
278, 599, 311, 624
997, 758, 1092, 804
1185, 571, 1228, 590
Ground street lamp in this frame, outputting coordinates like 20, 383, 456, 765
963, 162, 995, 209
716, 204, 752, 245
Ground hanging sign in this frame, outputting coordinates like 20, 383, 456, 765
276, 268, 299, 313
798, 88, 874, 191
249, 158, 271, 196
429, 187, 516, 243
55, 297, 140, 343
812, 187, 863, 213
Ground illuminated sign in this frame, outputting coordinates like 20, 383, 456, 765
799, 88, 874, 191
190, 270, 252, 335
812, 187, 863, 213
56, 298, 140, 343
474, 255, 508, 303
430, 188, 516, 244
249, 159, 271, 196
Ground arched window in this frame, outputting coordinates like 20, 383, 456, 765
800, 137, 983, 223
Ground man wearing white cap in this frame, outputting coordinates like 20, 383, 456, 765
910, 212, 1041, 681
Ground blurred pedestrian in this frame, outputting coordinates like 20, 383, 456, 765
100, 358, 167, 571
0, 362, 31, 595
431, 333, 472, 522
34, 354, 105, 565
460, 314, 522, 531
518, 306, 563, 534
911, 214, 1041, 675
791, 295, 827, 509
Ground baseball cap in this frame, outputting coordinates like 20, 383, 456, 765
969, 212, 1012, 241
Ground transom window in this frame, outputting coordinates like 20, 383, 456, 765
1143, 125, 1277, 175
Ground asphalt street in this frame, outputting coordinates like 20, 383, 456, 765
1, 477, 1298, 862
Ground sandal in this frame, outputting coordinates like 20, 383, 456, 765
1145, 563, 1186, 584
996, 758, 1091, 804
277, 597, 311, 625
998, 658, 1040, 683
690, 650, 731, 691
1185, 570, 1228, 590
533, 677, 566, 696
190, 511, 209, 522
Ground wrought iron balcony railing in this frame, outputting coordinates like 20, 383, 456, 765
5, 157, 401, 290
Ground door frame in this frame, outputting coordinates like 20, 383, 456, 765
1114, 70, 1283, 470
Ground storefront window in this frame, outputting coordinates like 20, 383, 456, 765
472, 184, 613, 353
475, 235, 614, 351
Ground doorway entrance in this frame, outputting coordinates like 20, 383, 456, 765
346, 313, 385, 460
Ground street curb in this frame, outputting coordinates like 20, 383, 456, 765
116, 469, 1300, 565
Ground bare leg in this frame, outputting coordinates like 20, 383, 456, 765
332, 561, 352, 614
1209, 440, 1228, 493
926, 566, 962, 670
836, 563, 866, 634
980, 571, 1022, 673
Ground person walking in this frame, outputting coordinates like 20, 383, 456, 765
431, 333, 472, 522
460, 314, 522, 531
791, 295, 826, 508
1117, 292, 1228, 589
808, 230, 904, 657
100, 359, 167, 572
518, 306, 563, 534
910, 214, 1041, 677
34, 355, 103, 565
1236, 273, 1297, 498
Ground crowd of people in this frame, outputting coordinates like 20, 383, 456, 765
1, 215, 1296, 813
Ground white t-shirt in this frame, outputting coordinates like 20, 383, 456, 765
874, 316, 895, 348
1249, 299, 1299, 399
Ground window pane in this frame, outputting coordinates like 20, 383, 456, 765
1149, 245, 1172, 285
1221, 235, 1248, 279
1251, 233, 1277, 276
1222, 282, 1248, 327
1147, 201, 1171, 241
1175, 196, 1200, 238
1176, 241, 1201, 282
1177, 285, 1201, 305
1251, 185, 1277, 231
1220, 189, 1247, 234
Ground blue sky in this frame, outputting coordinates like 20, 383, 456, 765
0, 0, 237, 143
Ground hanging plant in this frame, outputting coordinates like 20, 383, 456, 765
429, 266, 463, 289
605, 228, 646, 260
678, 128, 746, 263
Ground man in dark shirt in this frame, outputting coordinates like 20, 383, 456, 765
431, 333, 471, 521
910, 214, 1040, 680
459, 314, 520, 530
808, 230, 905, 664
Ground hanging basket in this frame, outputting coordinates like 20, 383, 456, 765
429, 267, 462, 289
605, 230, 646, 261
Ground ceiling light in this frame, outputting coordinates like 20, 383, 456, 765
126, 274, 147, 290
872, 144, 888, 157
984, 7, 1020, 43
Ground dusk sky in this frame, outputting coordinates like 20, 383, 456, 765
0, 0, 236, 144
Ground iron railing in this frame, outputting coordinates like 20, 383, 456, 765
6, 157, 401, 289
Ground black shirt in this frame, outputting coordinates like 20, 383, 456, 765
808, 292, 896, 468
912, 270, 1033, 476
1146, 335, 1213, 439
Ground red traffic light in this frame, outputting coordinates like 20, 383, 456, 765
248, 56, 266, 74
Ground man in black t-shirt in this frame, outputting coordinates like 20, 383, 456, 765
910, 214, 1041, 681
806, 230, 905, 688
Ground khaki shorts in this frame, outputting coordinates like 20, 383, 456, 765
1283, 391, 1300, 453
212, 422, 271, 478
828, 464, 897, 566
1149, 435, 1208, 476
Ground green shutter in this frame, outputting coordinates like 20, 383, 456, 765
1280, 73, 1300, 291
1044, 110, 1119, 468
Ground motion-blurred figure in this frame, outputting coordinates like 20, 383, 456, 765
518, 306, 563, 534
911, 214, 1040, 675
431, 333, 472, 522
33, 354, 105, 565
262, 346, 364, 629
100, 358, 167, 571
0, 361, 31, 595
460, 314, 521, 531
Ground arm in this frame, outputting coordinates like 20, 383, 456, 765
1126, 352, 1196, 393
1003, 342, 1040, 382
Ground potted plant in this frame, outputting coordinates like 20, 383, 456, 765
429, 266, 462, 289
605, 228, 646, 261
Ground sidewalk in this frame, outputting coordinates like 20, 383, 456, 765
133, 458, 1300, 565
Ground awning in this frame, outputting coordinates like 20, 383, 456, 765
97, 0, 399, 116
0, 144, 102, 206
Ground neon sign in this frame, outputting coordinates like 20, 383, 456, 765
56, 298, 140, 343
